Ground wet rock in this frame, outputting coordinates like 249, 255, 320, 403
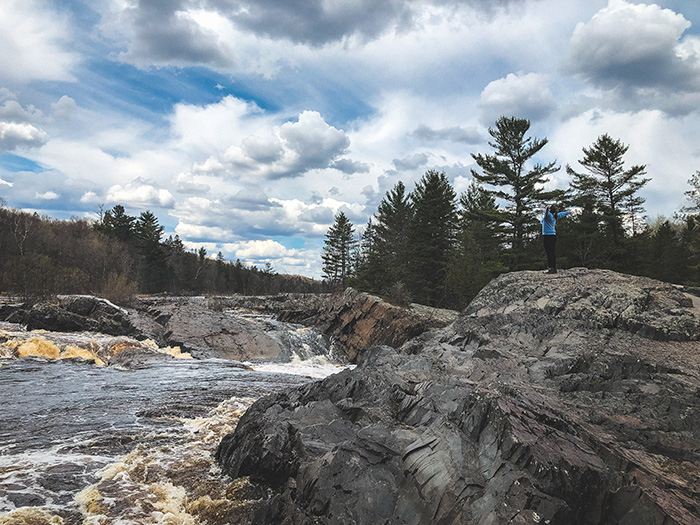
131, 290, 454, 362
216, 269, 700, 525
1, 295, 143, 340
226, 288, 458, 362
276, 288, 458, 362
107, 347, 180, 369
130, 298, 288, 360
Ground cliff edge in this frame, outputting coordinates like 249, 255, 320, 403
216, 269, 700, 525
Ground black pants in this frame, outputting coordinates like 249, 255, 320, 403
543, 235, 557, 270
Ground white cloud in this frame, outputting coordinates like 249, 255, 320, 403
175, 172, 211, 194
0, 122, 48, 152
479, 72, 556, 125
411, 124, 482, 144
235, 239, 289, 259
564, 0, 700, 114
80, 191, 100, 203
219, 110, 350, 180
51, 96, 78, 120
0, 0, 79, 82
35, 191, 59, 200
106, 182, 175, 208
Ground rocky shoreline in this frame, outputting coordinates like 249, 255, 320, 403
0, 288, 457, 364
215, 269, 700, 524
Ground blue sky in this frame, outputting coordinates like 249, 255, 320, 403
2, 0, 700, 277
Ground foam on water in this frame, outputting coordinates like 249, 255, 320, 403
0, 327, 191, 366
75, 397, 258, 524
0, 314, 347, 524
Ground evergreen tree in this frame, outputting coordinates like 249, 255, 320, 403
682, 170, 700, 215
680, 173, 700, 285
641, 219, 686, 284
458, 180, 505, 259
357, 181, 414, 294
322, 212, 356, 287
471, 116, 560, 263
406, 170, 457, 306
96, 204, 136, 243
446, 181, 506, 306
567, 134, 649, 244
134, 211, 166, 292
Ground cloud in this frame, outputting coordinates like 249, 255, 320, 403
0, 122, 49, 153
116, 1, 235, 69
564, 0, 700, 114
80, 191, 100, 203
35, 191, 59, 200
234, 239, 290, 259
175, 172, 211, 194
51, 96, 78, 121
220, 110, 350, 179
479, 72, 556, 124
228, 0, 411, 46
0, 94, 49, 153
411, 124, 482, 144
331, 158, 371, 175
0, 99, 44, 124
392, 153, 429, 171
178, 238, 320, 275
172, 192, 365, 246
0, 0, 79, 82
106, 181, 175, 209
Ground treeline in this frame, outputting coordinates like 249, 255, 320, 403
322, 116, 700, 309
0, 203, 324, 303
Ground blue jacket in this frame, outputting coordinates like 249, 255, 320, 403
542, 209, 570, 235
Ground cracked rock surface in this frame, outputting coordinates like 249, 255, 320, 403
216, 269, 700, 525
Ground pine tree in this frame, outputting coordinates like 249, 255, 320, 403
406, 170, 457, 306
322, 212, 356, 287
682, 170, 700, 215
567, 134, 649, 244
471, 116, 560, 265
446, 181, 506, 306
134, 211, 166, 292
95, 204, 135, 242
358, 181, 414, 294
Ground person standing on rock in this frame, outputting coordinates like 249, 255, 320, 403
542, 204, 571, 274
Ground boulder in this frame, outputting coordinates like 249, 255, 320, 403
7, 295, 143, 338
216, 269, 700, 525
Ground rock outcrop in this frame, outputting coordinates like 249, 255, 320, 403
132, 290, 457, 362
3, 295, 143, 338
1, 290, 453, 362
216, 269, 700, 525
272, 288, 458, 362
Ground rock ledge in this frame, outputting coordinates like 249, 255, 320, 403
216, 269, 700, 525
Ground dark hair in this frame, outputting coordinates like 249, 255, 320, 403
550, 204, 558, 215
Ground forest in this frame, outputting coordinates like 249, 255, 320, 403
322, 117, 700, 309
0, 202, 324, 303
2, 115, 699, 308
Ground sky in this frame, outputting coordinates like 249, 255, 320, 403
1, 0, 700, 278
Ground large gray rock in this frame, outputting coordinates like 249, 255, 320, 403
216, 269, 700, 525
6, 295, 142, 338
132, 291, 457, 362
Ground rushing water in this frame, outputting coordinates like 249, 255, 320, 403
0, 318, 345, 524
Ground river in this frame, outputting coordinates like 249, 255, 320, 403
0, 318, 346, 524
